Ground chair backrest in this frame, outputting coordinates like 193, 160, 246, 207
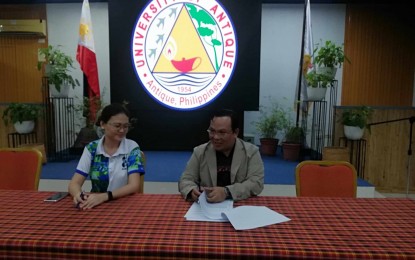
139, 150, 145, 194
0, 148, 43, 190
295, 160, 357, 198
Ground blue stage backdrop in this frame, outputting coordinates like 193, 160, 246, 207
108, 0, 261, 150
41, 151, 374, 188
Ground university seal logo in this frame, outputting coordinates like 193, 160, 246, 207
131, 0, 237, 110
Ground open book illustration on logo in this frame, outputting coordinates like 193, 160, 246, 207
184, 191, 290, 230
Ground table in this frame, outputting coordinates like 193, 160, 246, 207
0, 190, 414, 259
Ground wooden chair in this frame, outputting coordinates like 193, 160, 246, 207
0, 148, 43, 190
295, 160, 357, 198
138, 151, 145, 194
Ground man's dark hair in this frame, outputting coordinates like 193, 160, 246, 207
211, 109, 239, 132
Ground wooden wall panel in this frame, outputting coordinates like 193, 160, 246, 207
0, 37, 44, 103
334, 107, 415, 193
0, 43, 16, 101
0, 4, 47, 148
342, 4, 415, 106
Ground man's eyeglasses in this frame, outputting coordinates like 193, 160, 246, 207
108, 123, 131, 131
206, 128, 233, 138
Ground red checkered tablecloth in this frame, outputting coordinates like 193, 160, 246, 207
0, 190, 414, 259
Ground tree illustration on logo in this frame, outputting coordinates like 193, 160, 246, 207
186, 4, 222, 71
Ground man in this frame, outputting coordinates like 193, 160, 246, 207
178, 109, 264, 203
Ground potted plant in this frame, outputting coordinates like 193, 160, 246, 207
282, 125, 305, 161
37, 45, 80, 97
72, 95, 104, 129
305, 70, 333, 100
253, 101, 290, 156
2, 103, 43, 134
341, 106, 373, 140
313, 40, 350, 78
71, 95, 105, 154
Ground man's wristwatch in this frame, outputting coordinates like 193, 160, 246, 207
224, 187, 232, 199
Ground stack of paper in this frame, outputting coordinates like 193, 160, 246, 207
184, 192, 290, 230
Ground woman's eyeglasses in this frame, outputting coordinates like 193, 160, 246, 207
108, 123, 131, 131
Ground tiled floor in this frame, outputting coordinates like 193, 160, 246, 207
39, 179, 414, 199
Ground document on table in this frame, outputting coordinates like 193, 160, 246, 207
184, 192, 233, 222
222, 206, 291, 230
184, 192, 291, 230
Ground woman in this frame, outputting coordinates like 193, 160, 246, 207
68, 103, 144, 209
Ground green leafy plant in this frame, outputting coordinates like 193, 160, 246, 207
305, 70, 333, 88
37, 45, 80, 92
284, 125, 305, 144
341, 106, 373, 129
2, 103, 43, 125
253, 100, 290, 139
71, 96, 105, 129
313, 40, 350, 68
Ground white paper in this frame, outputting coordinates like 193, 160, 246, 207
198, 191, 233, 220
184, 192, 291, 230
221, 206, 291, 230
184, 191, 233, 222
184, 202, 229, 222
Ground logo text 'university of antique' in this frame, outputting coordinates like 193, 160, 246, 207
132, 0, 237, 110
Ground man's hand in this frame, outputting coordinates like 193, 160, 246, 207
203, 187, 226, 203
190, 188, 202, 202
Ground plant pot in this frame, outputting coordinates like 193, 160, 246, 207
316, 66, 337, 78
50, 83, 70, 97
282, 142, 301, 161
344, 125, 364, 140
14, 121, 35, 134
307, 87, 327, 101
74, 127, 99, 147
259, 138, 279, 156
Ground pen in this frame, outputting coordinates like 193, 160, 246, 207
196, 186, 200, 204
76, 191, 85, 209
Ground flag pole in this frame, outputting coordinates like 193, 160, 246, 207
77, 0, 101, 125
295, 0, 309, 127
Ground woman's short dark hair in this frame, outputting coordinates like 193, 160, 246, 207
211, 109, 239, 131
96, 103, 130, 126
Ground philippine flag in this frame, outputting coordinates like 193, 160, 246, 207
76, 0, 101, 119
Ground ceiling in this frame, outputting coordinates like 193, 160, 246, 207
0, 0, 409, 3
1, 0, 412, 27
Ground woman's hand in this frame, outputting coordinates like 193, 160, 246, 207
73, 191, 87, 207
77, 193, 107, 210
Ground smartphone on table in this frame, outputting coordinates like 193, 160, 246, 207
44, 192, 68, 202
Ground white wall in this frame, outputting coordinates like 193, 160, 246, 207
47, 3, 110, 130
46, 3, 345, 141
244, 4, 346, 144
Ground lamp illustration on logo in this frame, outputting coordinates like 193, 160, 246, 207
171, 57, 201, 73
